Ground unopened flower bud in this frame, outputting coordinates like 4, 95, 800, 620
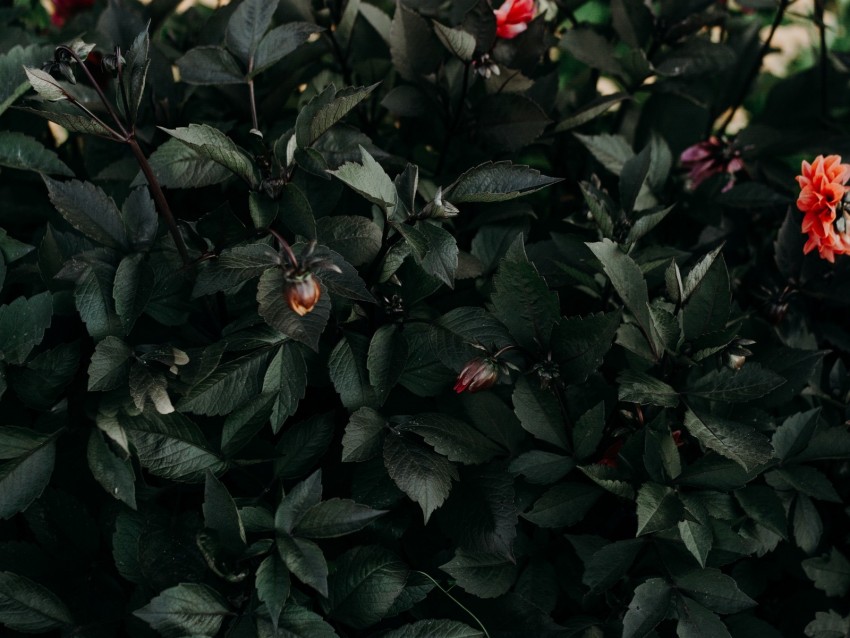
420, 187, 459, 219
285, 272, 321, 316
454, 357, 500, 393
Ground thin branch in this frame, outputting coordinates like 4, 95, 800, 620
56, 45, 130, 139
65, 96, 125, 141
435, 61, 472, 177
718, 0, 790, 135
128, 138, 191, 265
815, 0, 828, 120
414, 571, 491, 638
247, 57, 259, 131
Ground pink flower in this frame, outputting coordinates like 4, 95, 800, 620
679, 136, 745, 192
51, 0, 94, 26
494, 0, 535, 40
796, 155, 850, 262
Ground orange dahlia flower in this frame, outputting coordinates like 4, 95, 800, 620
796, 155, 850, 262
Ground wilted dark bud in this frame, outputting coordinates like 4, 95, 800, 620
102, 51, 125, 75
285, 272, 321, 316
454, 357, 500, 393
420, 187, 459, 220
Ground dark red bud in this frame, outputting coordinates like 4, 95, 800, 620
453, 357, 499, 394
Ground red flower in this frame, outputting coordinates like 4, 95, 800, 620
796, 155, 850, 263
672, 430, 684, 448
597, 439, 624, 468
680, 136, 745, 192
454, 357, 499, 393
494, 0, 535, 39
51, 0, 94, 27
285, 272, 321, 316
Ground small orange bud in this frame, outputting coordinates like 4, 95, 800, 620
285, 273, 321, 316
454, 357, 499, 393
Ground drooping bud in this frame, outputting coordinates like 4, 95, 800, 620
723, 338, 755, 371
420, 187, 459, 220
285, 272, 321, 316
454, 357, 500, 393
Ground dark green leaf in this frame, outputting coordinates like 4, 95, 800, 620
176, 46, 245, 85
294, 499, 387, 538
401, 413, 503, 465
679, 520, 712, 568
325, 545, 408, 629
253, 23, 323, 76
160, 124, 258, 187
491, 236, 559, 351
256, 554, 290, 630
0, 571, 73, 633
619, 370, 679, 408
88, 336, 131, 391
521, 482, 603, 528
445, 161, 560, 203
43, 177, 128, 250
87, 429, 136, 509
342, 407, 386, 462
296, 85, 378, 149
735, 485, 787, 539
802, 548, 850, 597
683, 255, 730, 340
367, 325, 408, 405
552, 312, 621, 387
383, 430, 458, 524
262, 341, 307, 431
623, 578, 672, 638
276, 535, 328, 597
113, 253, 153, 334
132, 138, 232, 189
204, 471, 246, 550
225, 0, 276, 63
121, 411, 226, 482
0, 131, 72, 176
683, 407, 773, 472
676, 596, 732, 638
0, 292, 53, 365
509, 450, 574, 485
330, 332, 378, 410
675, 569, 757, 614
583, 539, 643, 593
440, 549, 516, 598
0, 428, 56, 520
512, 375, 568, 450
134, 583, 229, 637
178, 349, 273, 416
771, 408, 820, 461
587, 239, 654, 355
687, 364, 785, 403
382, 619, 484, 638
636, 483, 682, 535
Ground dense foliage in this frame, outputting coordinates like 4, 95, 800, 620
1, 0, 850, 636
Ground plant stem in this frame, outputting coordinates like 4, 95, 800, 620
435, 62, 471, 177
267, 227, 299, 267
247, 58, 260, 131
815, 0, 828, 120
128, 138, 191, 265
717, 0, 790, 135
414, 571, 491, 638
66, 96, 125, 141
56, 45, 130, 140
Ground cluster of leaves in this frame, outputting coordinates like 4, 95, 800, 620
1, 0, 850, 637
